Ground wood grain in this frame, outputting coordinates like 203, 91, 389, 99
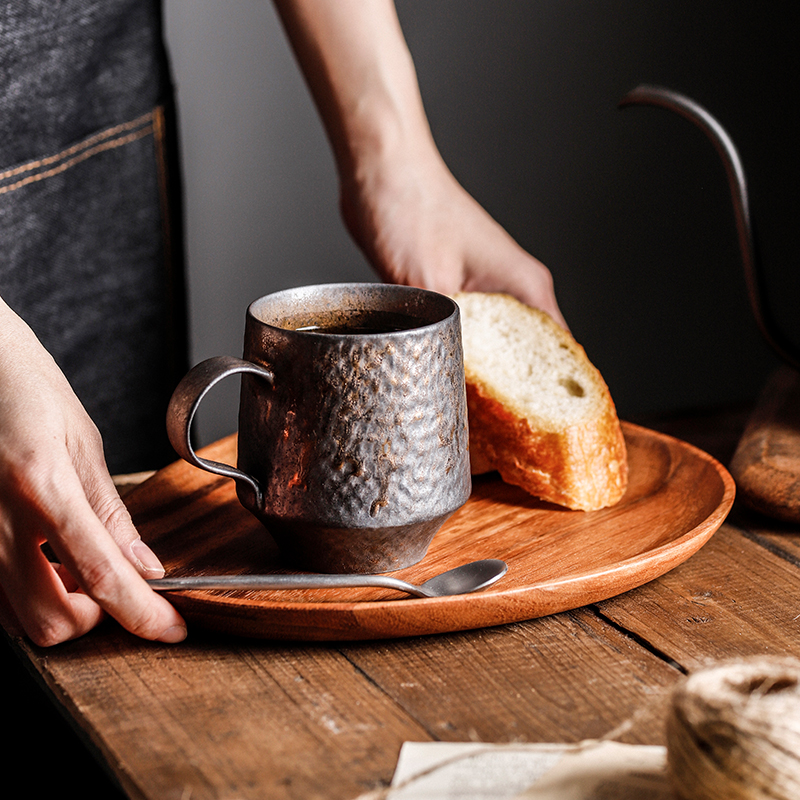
339, 609, 680, 746
126, 422, 734, 641
24, 633, 430, 800
595, 521, 800, 670
16, 607, 681, 800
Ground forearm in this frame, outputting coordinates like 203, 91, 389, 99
270, 1, 565, 322
271, 0, 435, 176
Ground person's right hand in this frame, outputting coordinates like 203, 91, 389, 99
0, 299, 186, 646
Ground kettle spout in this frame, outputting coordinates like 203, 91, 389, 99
619, 84, 800, 371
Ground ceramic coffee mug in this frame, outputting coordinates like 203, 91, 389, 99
166, 283, 471, 574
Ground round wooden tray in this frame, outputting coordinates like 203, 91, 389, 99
130, 422, 735, 640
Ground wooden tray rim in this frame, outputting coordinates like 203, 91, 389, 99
130, 422, 736, 639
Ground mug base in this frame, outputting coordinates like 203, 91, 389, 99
262, 513, 455, 574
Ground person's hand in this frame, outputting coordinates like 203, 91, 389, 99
0, 300, 186, 646
339, 144, 567, 327
273, 0, 566, 327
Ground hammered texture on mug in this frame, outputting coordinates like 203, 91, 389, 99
242, 321, 470, 529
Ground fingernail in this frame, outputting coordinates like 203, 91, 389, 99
131, 540, 165, 576
158, 624, 188, 644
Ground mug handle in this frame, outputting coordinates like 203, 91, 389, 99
166, 355, 275, 508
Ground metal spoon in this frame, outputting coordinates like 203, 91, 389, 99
147, 559, 508, 598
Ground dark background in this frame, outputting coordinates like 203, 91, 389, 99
164, 0, 798, 443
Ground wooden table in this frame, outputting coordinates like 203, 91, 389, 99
6, 403, 800, 800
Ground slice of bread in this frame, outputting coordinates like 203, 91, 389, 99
453, 291, 627, 511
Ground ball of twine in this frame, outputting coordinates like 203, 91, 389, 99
667, 656, 800, 800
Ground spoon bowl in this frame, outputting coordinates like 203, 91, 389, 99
148, 559, 508, 599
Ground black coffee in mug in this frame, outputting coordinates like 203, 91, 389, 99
289, 308, 424, 335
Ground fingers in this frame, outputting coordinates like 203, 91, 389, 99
78, 456, 166, 579
342, 154, 567, 328
474, 251, 568, 329
50, 508, 187, 646
49, 469, 187, 645
0, 540, 105, 645
0, 448, 186, 647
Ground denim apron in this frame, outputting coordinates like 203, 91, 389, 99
0, 0, 188, 475
1, 3, 187, 793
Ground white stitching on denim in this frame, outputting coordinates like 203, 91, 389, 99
0, 111, 155, 193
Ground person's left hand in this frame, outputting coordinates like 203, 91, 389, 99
339, 143, 567, 328
273, 0, 565, 326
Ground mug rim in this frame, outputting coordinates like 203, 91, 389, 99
246, 282, 458, 337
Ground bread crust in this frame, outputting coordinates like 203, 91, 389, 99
466, 380, 628, 510
455, 292, 628, 511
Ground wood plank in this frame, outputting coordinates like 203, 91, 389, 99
594, 521, 800, 670
341, 608, 681, 747
17, 631, 431, 800
733, 503, 800, 563
6, 410, 761, 800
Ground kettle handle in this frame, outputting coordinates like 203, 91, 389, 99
620, 84, 800, 371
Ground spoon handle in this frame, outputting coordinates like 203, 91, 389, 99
147, 573, 428, 597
